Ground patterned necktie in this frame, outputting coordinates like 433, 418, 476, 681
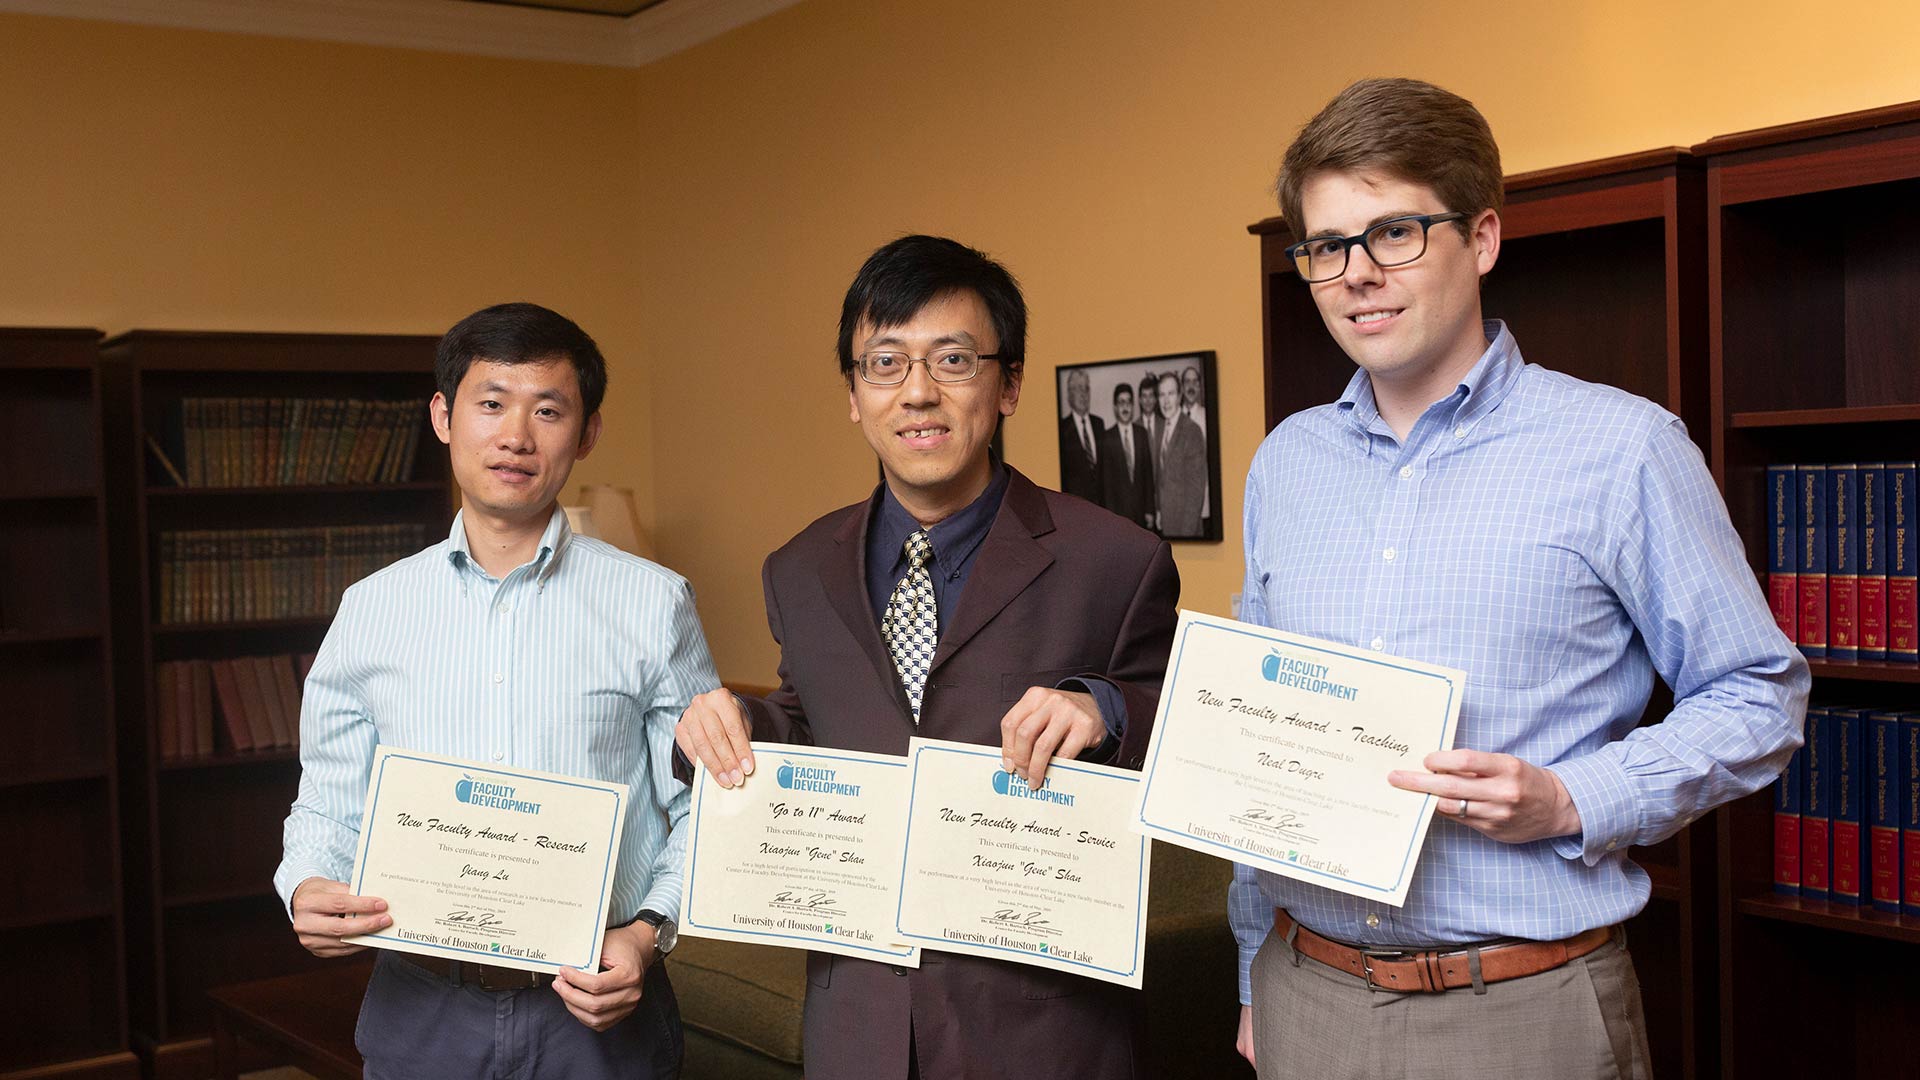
882, 530, 939, 724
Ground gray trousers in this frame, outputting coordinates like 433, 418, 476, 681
355, 951, 683, 1080
1250, 922, 1651, 1080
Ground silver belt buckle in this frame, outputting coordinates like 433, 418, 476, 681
1359, 947, 1407, 993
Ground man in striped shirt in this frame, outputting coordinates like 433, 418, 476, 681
1230, 79, 1806, 1079
275, 303, 718, 1078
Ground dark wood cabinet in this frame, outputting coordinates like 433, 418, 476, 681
0, 328, 140, 1080
1699, 102, 1920, 1080
99, 331, 451, 1078
1251, 149, 1715, 1079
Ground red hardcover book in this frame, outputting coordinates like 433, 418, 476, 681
1802, 708, 1832, 899
209, 658, 254, 752
155, 662, 180, 762
190, 659, 215, 758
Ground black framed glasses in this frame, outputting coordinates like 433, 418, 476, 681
1284, 212, 1472, 283
856, 349, 1003, 386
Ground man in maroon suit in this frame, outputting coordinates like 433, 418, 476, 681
675, 234, 1178, 1080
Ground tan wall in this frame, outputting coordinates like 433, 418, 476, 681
0, 13, 655, 516
8, 3, 1920, 687
635, 0, 1920, 684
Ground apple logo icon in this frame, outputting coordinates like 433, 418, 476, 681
992, 770, 1012, 796
1262, 651, 1281, 682
455, 775, 474, 804
776, 763, 794, 789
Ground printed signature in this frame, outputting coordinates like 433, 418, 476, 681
1238, 807, 1304, 830
987, 909, 1056, 932
442, 910, 507, 930
772, 889, 838, 909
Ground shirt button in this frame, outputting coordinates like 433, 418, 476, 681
1454, 426, 1467, 439
497, 603, 512, 614
492, 752, 504, 762
492, 673, 504, 684
1370, 636, 1385, 651
1398, 466, 1413, 479
1365, 913, 1380, 929
1606, 840, 1618, 851
1382, 547, 1397, 562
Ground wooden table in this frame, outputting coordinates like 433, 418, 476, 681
207, 960, 373, 1080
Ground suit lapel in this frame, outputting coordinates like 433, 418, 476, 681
818, 493, 911, 714
931, 469, 1054, 670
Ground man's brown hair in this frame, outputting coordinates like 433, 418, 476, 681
1277, 78, 1503, 235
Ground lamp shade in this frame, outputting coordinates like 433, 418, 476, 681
577, 483, 656, 561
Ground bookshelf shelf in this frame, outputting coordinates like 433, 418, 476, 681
101, 330, 452, 1077
1734, 895, 1920, 944
0, 328, 127, 1077
1731, 404, 1920, 428
1804, 659, 1920, 683
145, 480, 448, 498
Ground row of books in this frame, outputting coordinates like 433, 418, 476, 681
156, 524, 431, 625
153, 397, 424, 488
154, 653, 315, 760
1773, 705, 1920, 912
1765, 463, 1918, 661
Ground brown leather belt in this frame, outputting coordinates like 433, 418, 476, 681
398, 950, 555, 991
1275, 908, 1616, 993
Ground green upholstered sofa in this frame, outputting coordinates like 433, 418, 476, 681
673, 840, 1246, 1079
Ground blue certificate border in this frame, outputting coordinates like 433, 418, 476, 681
353, 750, 624, 971
1136, 619, 1459, 898
683, 747, 916, 961
893, 742, 1149, 981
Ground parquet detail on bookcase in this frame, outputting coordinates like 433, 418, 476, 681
1251, 149, 1715, 1080
100, 331, 452, 1079
0, 329, 140, 1080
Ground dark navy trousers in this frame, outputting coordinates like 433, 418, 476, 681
355, 951, 683, 1079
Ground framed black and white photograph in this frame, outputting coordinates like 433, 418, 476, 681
1055, 350, 1222, 542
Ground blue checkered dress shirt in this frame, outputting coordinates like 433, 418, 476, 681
1227, 321, 1808, 1004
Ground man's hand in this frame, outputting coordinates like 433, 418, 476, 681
290, 877, 390, 958
999, 687, 1105, 789
553, 921, 656, 1031
1236, 1004, 1256, 1067
1388, 749, 1582, 844
676, 688, 755, 788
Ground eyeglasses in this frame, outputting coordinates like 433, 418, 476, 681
1284, 212, 1471, 283
856, 349, 1003, 386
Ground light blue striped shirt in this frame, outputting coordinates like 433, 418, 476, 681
1227, 322, 1807, 1004
275, 506, 720, 927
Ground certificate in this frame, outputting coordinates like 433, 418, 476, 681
347, 747, 628, 974
895, 737, 1151, 989
1130, 610, 1464, 907
680, 744, 918, 965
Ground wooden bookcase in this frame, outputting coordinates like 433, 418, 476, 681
1698, 102, 1920, 1079
99, 331, 450, 1079
1249, 148, 1714, 1079
0, 329, 139, 1080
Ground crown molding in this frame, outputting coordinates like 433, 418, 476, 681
0, 0, 803, 67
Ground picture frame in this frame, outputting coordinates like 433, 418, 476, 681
1055, 350, 1222, 542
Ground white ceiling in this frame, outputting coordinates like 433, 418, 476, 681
0, 0, 803, 66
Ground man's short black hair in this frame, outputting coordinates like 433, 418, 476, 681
1113, 383, 1134, 403
836, 235, 1027, 383
435, 302, 608, 418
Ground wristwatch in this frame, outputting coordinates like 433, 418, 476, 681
636, 908, 678, 956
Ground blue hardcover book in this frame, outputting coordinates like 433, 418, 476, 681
1892, 463, 1918, 663
1829, 464, 1860, 661
1904, 714, 1920, 915
1861, 465, 1888, 661
1869, 711, 1903, 913
1797, 465, 1828, 659
1774, 740, 1804, 896
1767, 464, 1798, 642
1831, 709, 1865, 904
1801, 707, 1831, 899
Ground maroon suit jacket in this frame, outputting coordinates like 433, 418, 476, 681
738, 466, 1178, 1080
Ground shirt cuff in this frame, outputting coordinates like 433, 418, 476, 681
275, 863, 342, 920
1546, 751, 1638, 865
1057, 676, 1125, 763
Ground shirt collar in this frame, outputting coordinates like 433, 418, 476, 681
445, 504, 571, 584
1336, 319, 1521, 437
873, 463, 1009, 581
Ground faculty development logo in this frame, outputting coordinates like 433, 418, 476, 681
452, 774, 543, 814
991, 769, 1075, 806
775, 762, 862, 797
